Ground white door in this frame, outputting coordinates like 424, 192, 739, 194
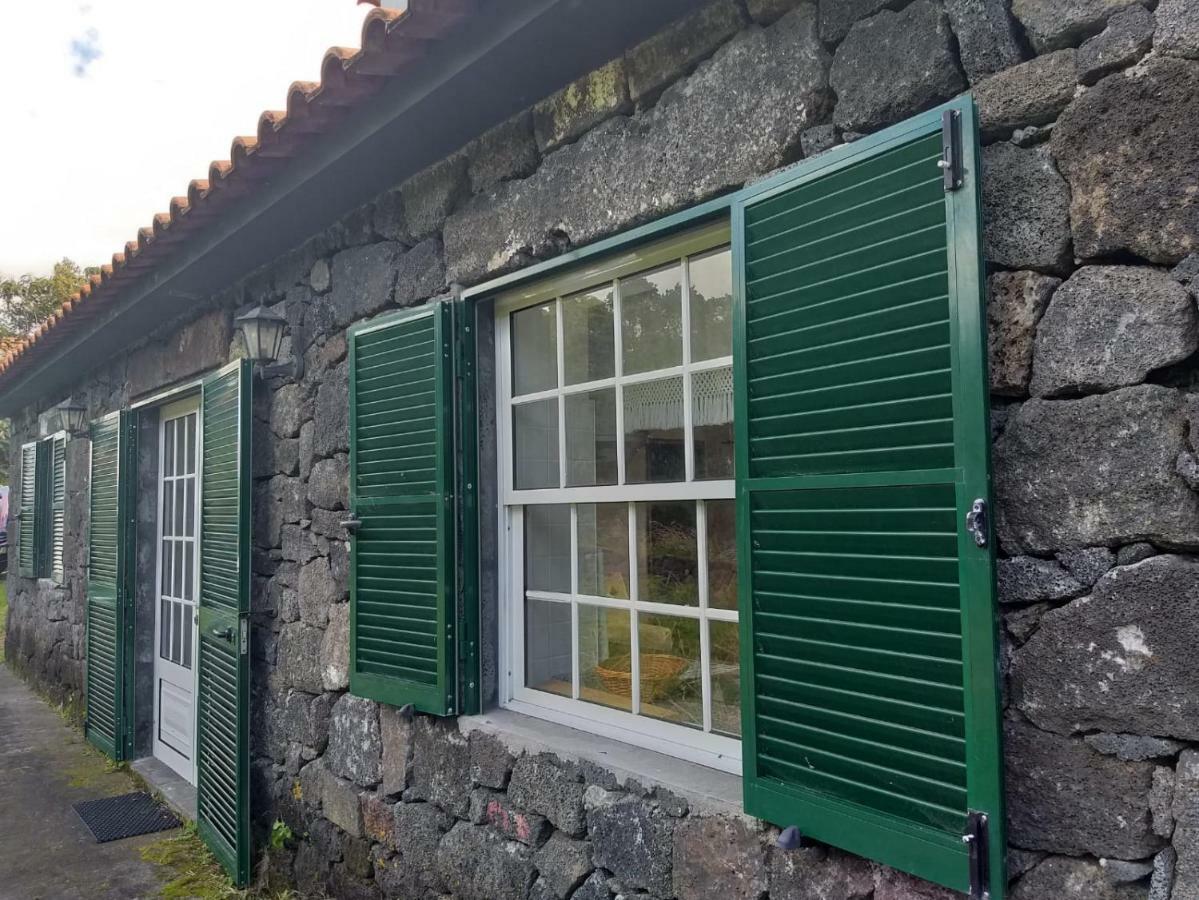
153, 397, 201, 783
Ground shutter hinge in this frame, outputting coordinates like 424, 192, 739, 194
962, 811, 990, 899
940, 109, 963, 192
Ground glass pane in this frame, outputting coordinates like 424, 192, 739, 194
706, 500, 738, 611
173, 600, 184, 663
175, 420, 187, 476
186, 414, 197, 475
185, 479, 196, 538
563, 285, 615, 385
512, 301, 558, 395
174, 480, 186, 537
693, 366, 734, 481
689, 248, 733, 362
578, 604, 632, 712
564, 389, 618, 488
621, 263, 682, 375
160, 598, 170, 660
636, 501, 698, 606
163, 420, 175, 478
513, 399, 560, 490
182, 608, 193, 670
624, 376, 684, 484
160, 539, 171, 594
577, 504, 629, 599
184, 541, 195, 603
639, 613, 701, 729
710, 620, 741, 737
174, 541, 184, 599
525, 505, 571, 594
162, 482, 174, 538
525, 598, 572, 698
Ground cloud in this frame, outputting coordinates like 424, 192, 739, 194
69, 27, 102, 77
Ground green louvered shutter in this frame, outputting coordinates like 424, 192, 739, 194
50, 434, 67, 583
17, 441, 37, 578
349, 302, 457, 715
734, 99, 1005, 897
86, 412, 131, 759
196, 359, 252, 886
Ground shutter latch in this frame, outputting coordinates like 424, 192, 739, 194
962, 811, 990, 899
939, 109, 963, 191
965, 499, 988, 548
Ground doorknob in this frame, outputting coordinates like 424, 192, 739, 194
211, 626, 234, 642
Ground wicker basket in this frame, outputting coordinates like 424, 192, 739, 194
594, 654, 687, 702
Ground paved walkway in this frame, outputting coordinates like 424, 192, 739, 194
0, 664, 173, 900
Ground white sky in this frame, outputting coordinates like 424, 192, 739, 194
0, 1, 379, 276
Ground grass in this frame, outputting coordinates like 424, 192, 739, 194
0, 577, 7, 663
139, 822, 302, 900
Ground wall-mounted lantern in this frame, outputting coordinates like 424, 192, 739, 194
55, 400, 88, 438
235, 305, 303, 379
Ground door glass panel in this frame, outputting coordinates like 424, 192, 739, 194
512, 301, 558, 395
525, 505, 571, 593
525, 598, 572, 699
163, 485, 174, 538
513, 399, 560, 490
563, 286, 615, 385
578, 604, 632, 712
693, 366, 734, 481
184, 542, 195, 603
186, 414, 197, 475
175, 423, 187, 477
185, 480, 196, 538
161, 539, 172, 593
624, 376, 685, 484
564, 389, 618, 488
174, 542, 184, 599
636, 501, 698, 606
160, 598, 171, 659
639, 613, 701, 729
182, 610, 193, 670
621, 263, 683, 375
577, 503, 630, 599
688, 248, 733, 363
710, 620, 741, 737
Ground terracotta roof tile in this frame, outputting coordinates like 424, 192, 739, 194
0, 0, 480, 385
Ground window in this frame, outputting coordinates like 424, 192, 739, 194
18, 433, 66, 582
497, 223, 741, 771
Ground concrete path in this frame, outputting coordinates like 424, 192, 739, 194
0, 664, 173, 900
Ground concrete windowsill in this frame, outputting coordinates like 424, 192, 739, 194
458, 707, 745, 818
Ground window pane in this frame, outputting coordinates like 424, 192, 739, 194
577, 503, 629, 599
565, 389, 618, 487
161, 539, 171, 594
710, 620, 741, 737
162, 485, 174, 538
689, 248, 733, 362
563, 285, 615, 385
513, 399, 560, 490
624, 376, 684, 484
184, 541, 195, 603
512, 301, 558, 395
175, 420, 187, 476
525, 598, 572, 699
160, 598, 170, 659
182, 607, 193, 670
578, 604, 632, 712
185, 479, 196, 538
186, 414, 197, 475
174, 480, 186, 536
621, 263, 682, 375
639, 613, 701, 729
525, 505, 571, 593
636, 501, 698, 606
174, 541, 184, 599
693, 366, 734, 481
706, 500, 738, 611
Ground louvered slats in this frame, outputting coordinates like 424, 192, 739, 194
196, 361, 251, 887
51, 434, 66, 582
18, 442, 36, 577
349, 305, 455, 714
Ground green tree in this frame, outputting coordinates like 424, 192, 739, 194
0, 258, 95, 341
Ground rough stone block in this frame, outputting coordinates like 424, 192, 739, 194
275, 623, 325, 693
326, 693, 382, 787
747, 0, 806, 25
320, 602, 350, 691
1151, 765, 1176, 839
1011, 0, 1143, 52
125, 308, 233, 398
270, 690, 334, 757
391, 236, 446, 309
1156, 0, 1199, 59
1085, 733, 1186, 762
1010, 855, 1148, 899
1078, 4, 1156, 84
379, 704, 413, 797
975, 50, 1078, 140
270, 383, 305, 439
472, 790, 551, 847
392, 801, 453, 893
298, 555, 337, 626
1051, 56, 1199, 264
981, 143, 1072, 273
361, 794, 396, 845
533, 832, 594, 899
410, 716, 472, 818
445, 8, 830, 284
399, 155, 470, 241
625, 1, 744, 103
1005, 717, 1163, 858
1030, 266, 1199, 398
322, 769, 365, 838
1055, 545, 1116, 587
872, 865, 961, 899
309, 258, 331, 293
313, 360, 349, 458
307, 454, 349, 512
1149, 846, 1176, 900
468, 729, 514, 789
533, 58, 632, 153
587, 793, 674, 896
944, 0, 1026, 83
987, 270, 1059, 396
800, 123, 839, 158
818, 0, 892, 44
996, 385, 1199, 553
1012, 556, 1199, 740
436, 822, 538, 900
327, 242, 403, 331
672, 816, 767, 900
1118, 542, 1157, 567
508, 754, 587, 837
770, 845, 874, 900
830, 1, 965, 134
466, 111, 540, 194
997, 555, 1083, 604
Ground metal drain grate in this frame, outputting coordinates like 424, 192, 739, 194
72, 791, 180, 843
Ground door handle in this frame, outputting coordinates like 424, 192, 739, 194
965, 499, 989, 548
340, 516, 362, 535
211, 626, 234, 642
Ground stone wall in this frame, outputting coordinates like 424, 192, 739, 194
8, 0, 1199, 898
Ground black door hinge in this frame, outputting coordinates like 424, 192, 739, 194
963, 811, 990, 899
940, 109, 963, 192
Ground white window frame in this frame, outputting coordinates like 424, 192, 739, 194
494, 222, 742, 774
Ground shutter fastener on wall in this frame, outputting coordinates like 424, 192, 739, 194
939, 109, 963, 191
962, 811, 990, 899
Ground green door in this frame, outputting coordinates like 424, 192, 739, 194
734, 98, 1004, 897
85, 411, 133, 759
348, 302, 458, 715
196, 360, 252, 886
